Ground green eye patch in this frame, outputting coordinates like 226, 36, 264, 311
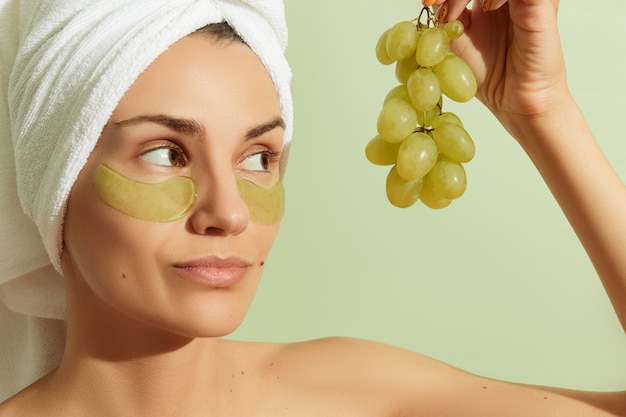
93, 164, 197, 222
93, 164, 284, 224
237, 178, 284, 225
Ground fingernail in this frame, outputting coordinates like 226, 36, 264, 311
436, 1, 449, 21
482, 0, 492, 11
422, 0, 436, 6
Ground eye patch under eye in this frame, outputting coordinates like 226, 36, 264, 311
93, 164, 284, 224
93, 164, 197, 222
237, 179, 284, 225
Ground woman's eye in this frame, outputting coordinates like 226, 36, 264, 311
241, 151, 273, 172
141, 146, 186, 167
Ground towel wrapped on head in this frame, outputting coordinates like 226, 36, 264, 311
0, 0, 292, 401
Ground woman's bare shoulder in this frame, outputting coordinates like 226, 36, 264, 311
271, 337, 625, 417
0, 397, 13, 416
0, 381, 43, 417
266, 336, 454, 414
276, 335, 449, 373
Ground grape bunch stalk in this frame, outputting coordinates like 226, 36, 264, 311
366, 7, 477, 209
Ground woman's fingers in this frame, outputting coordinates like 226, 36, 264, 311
432, 1, 470, 21
482, 0, 508, 11
422, 0, 509, 20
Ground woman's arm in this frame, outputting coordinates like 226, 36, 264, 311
428, 0, 626, 330
510, 95, 626, 333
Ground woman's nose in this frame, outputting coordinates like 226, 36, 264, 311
187, 174, 249, 236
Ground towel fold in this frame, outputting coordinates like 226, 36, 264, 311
0, 0, 292, 401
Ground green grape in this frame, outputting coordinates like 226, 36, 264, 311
395, 52, 418, 84
415, 27, 449, 67
376, 98, 418, 143
407, 67, 441, 112
386, 21, 419, 61
444, 20, 464, 39
396, 131, 438, 181
430, 111, 463, 128
431, 122, 475, 163
433, 53, 477, 102
369, 8, 478, 210
426, 156, 467, 200
420, 175, 451, 209
376, 29, 395, 65
365, 135, 401, 166
384, 84, 410, 104
386, 165, 423, 208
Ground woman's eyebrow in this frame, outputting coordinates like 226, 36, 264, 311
111, 114, 285, 142
245, 117, 285, 141
112, 114, 205, 140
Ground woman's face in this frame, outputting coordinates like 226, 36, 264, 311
62, 34, 284, 339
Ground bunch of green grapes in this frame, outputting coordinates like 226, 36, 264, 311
366, 7, 477, 209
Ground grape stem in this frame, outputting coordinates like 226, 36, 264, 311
415, 6, 437, 30
414, 103, 443, 133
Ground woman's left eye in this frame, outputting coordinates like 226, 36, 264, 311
241, 151, 274, 172
141, 146, 187, 167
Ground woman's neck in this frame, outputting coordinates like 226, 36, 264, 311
52, 336, 226, 416
44, 278, 252, 417
48, 318, 232, 417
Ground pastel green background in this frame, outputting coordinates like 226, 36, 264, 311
231, 1, 626, 390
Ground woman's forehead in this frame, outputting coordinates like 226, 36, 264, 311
110, 35, 282, 131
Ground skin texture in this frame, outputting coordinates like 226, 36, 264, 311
0, 9, 625, 417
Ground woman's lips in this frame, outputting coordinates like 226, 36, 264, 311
172, 256, 251, 288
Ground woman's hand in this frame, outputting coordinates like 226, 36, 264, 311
425, 0, 569, 142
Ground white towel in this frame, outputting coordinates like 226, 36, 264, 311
0, 0, 292, 401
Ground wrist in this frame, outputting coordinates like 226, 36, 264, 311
495, 93, 584, 157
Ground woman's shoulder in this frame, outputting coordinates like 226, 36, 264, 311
219, 337, 441, 416
276, 335, 444, 371
0, 397, 13, 416
232, 336, 439, 370
224, 336, 449, 413
256, 337, 626, 417
268, 336, 454, 412
0, 382, 41, 417
0, 370, 64, 416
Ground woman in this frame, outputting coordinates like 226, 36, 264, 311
0, 0, 624, 415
